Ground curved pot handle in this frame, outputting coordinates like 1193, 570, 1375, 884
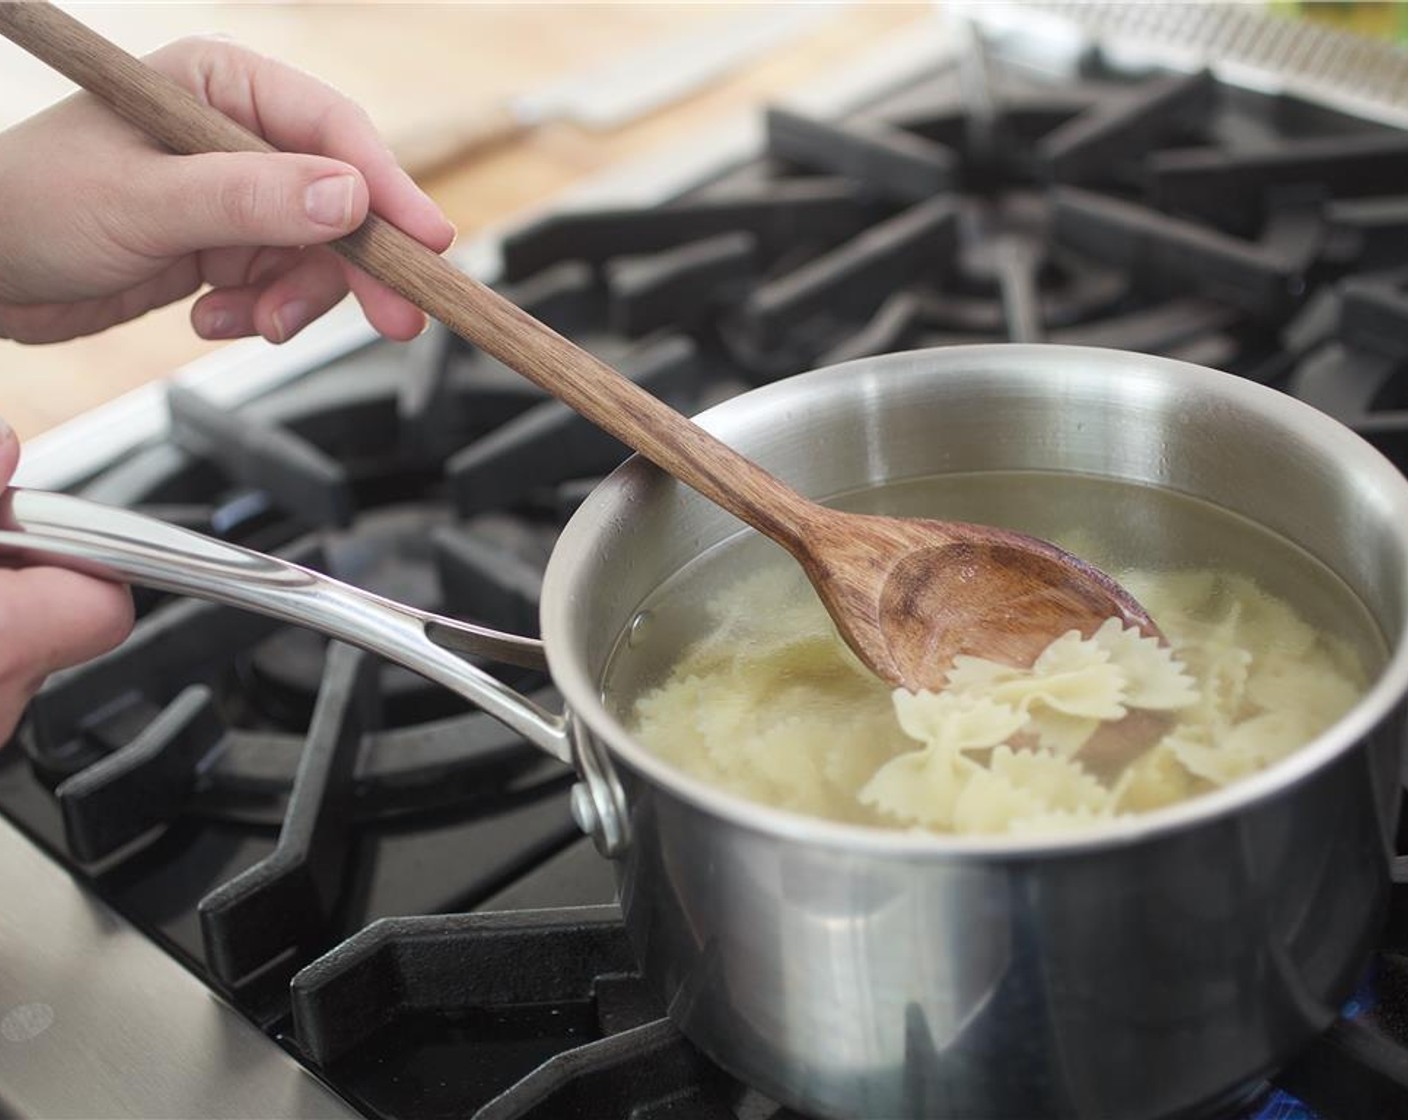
0, 488, 572, 764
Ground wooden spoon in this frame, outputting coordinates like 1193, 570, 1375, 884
0, 1, 1161, 691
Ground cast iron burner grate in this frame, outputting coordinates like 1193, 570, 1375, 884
7, 33, 1408, 1120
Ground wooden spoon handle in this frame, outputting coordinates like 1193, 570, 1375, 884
0, 1, 817, 551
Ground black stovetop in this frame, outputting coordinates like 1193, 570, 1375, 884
7, 33, 1408, 1120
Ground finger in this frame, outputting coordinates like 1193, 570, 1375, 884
194, 246, 428, 344
122, 149, 372, 257
251, 250, 349, 343
0, 428, 134, 671
0, 566, 133, 741
149, 38, 455, 253
244, 66, 456, 253
191, 245, 304, 339
0, 417, 16, 485
0, 567, 133, 677
342, 263, 429, 342
0, 257, 202, 343
196, 244, 300, 290
0, 425, 134, 743
191, 286, 259, 340
195, 248, 351, 343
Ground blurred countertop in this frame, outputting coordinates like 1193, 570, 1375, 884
1, 2, 932, 441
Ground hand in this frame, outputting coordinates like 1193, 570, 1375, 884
0, 35, 455, 346
0, 419, 134, 744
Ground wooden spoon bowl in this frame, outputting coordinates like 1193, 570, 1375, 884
823, 515, 1157, 688
0, 1, 1162, 692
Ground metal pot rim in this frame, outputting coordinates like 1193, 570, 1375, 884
542, 344, 1408, 858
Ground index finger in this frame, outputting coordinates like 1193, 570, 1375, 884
146, 36, 456, 254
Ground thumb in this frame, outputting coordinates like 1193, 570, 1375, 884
131, 151, 370, 254
0, 417, 17, 489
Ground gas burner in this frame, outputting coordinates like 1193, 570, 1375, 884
242, 503, 554, 729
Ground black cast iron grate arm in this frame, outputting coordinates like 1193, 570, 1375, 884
1150, 134, 1408, 235
1050, 186, 1306, 320
198, 641, 375, 987
499, 180, 879, 282
168, 383, 354, 528
54, 684, 224, 863
765, 106, 959, 204
475, 1018, 736, 1120
447, 334, 702, 516
290, 905, 637, 1066
742, 195, 960, 344
606, 232, 757, 338
1038, 68, 1216, 185
25, 534, 322, 762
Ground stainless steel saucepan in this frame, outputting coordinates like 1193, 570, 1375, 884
5, 344, 1408, 1120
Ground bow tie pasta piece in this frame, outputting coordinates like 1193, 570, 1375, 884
1178, 589, 1248, 654
633, 676, 714, 776
1182, 644, 1254, 736
989, 746, 1110, 813
745, 715, 848, 817
1026, 709, 1102, 757
859, 743, 971, 828
864, 695, 1030, 825
822, 710, 919, 804
946, 623, 1194, 725
951, 748, 1112, 834
890, 691, 1028, 753
1088, 619, 1198, 710
973, 631, 1132, 719
1118, 570, 1222, 628
1213, 573, 1325, 657
951, 766, 1050, 834
1112, 742, 1204, 813
943, 655, 1023, 692
1221, 709, 1322, 767
1246, 647, 1362, 728
862, 735, 1116, 834
946, 634, 1126, 721
1164, 727, 1267, 787
1024, 630, 1128, 719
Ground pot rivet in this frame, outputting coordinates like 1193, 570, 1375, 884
628, 610, 652, 647
570, 782, 600, 837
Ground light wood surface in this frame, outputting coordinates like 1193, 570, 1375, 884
1, 2, 928, 441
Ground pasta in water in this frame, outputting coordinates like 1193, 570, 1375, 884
629, 564, 1368, 837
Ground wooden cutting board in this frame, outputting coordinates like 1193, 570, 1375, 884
0, 2, 928, 441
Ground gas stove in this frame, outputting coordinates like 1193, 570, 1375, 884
7, 8, 1408, 1119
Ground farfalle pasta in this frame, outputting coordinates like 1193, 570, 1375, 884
629, 562, 1369, 837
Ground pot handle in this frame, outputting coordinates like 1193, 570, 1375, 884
0, 488, 572, 764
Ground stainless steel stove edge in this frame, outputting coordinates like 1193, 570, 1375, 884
0, 813, 360, 1119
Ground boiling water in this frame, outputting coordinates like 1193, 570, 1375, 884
603, 470, 1386, 715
